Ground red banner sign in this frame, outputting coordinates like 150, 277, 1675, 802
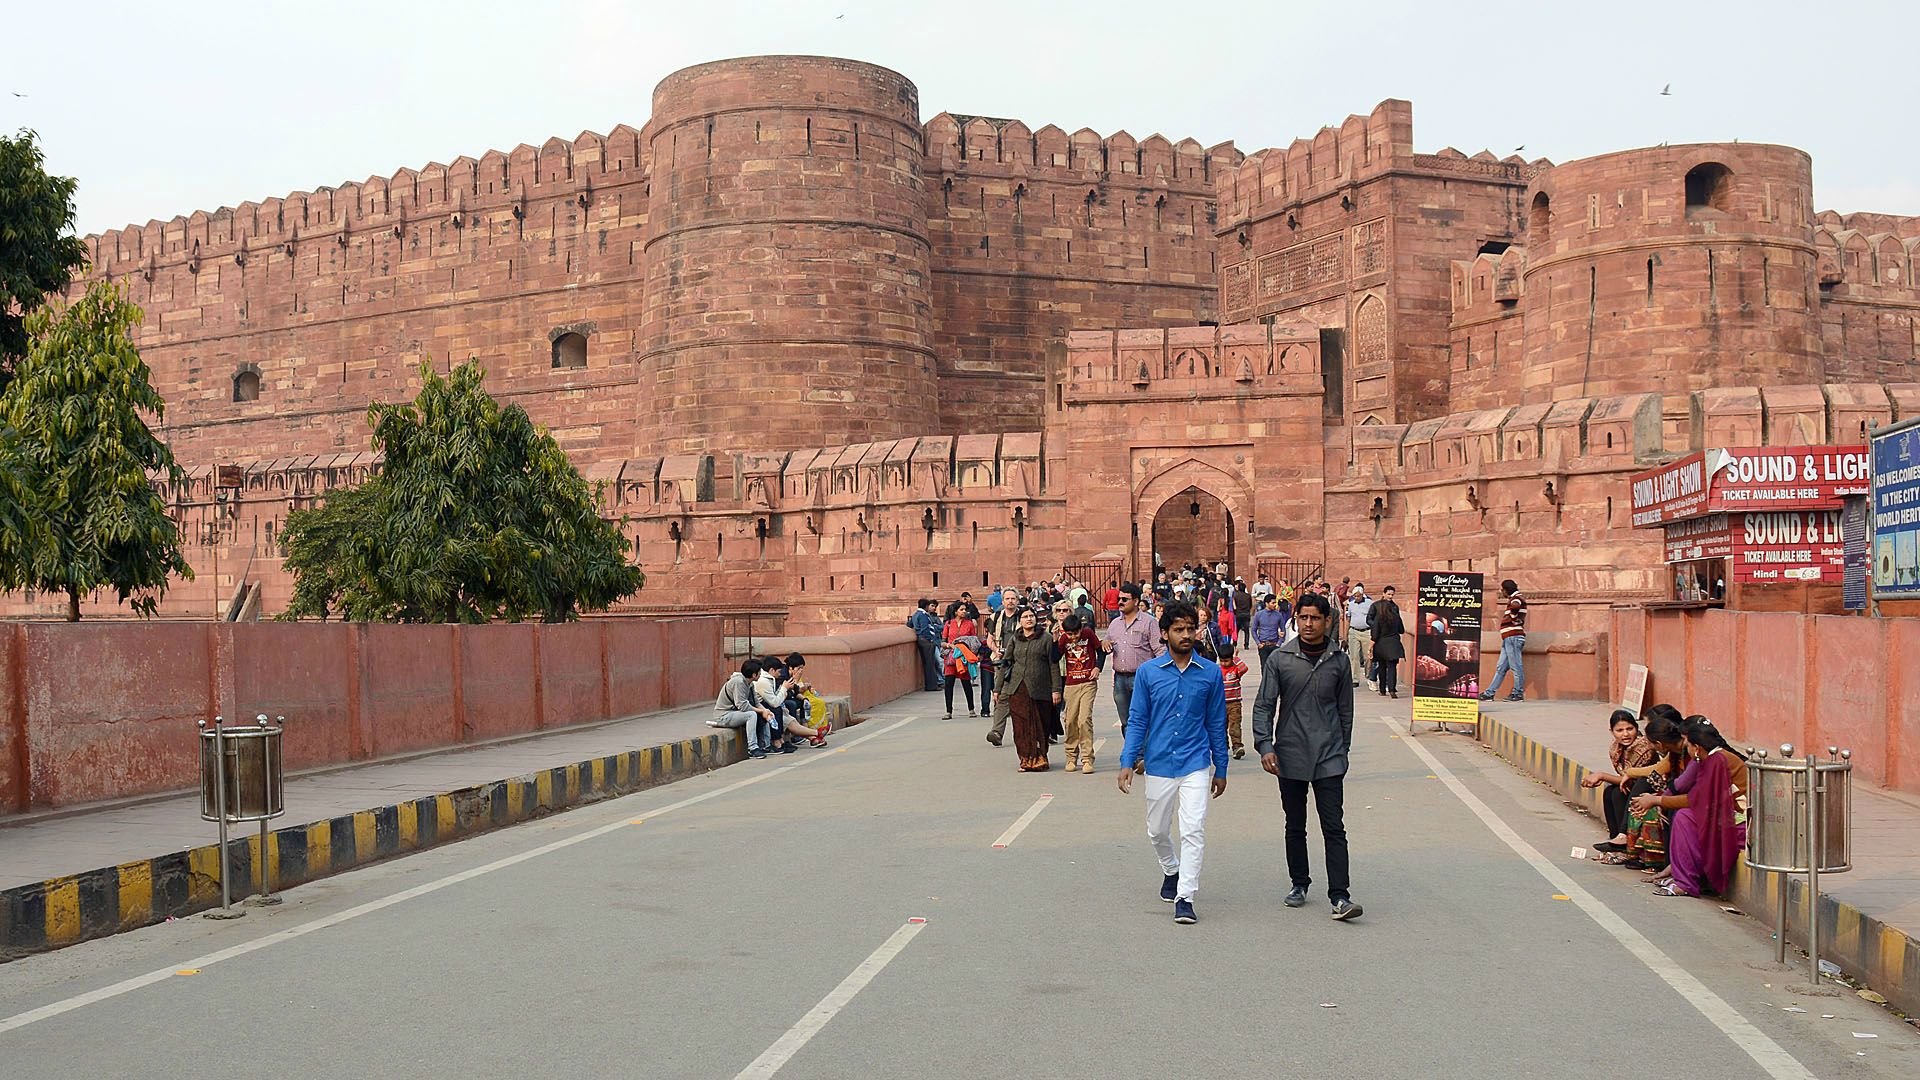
1663, 514, 1731, 563
1632, 446, 1867, 528
1630, 451, 1709, 526
1730, 510, 1845, 583
1709, 447, 1869, 512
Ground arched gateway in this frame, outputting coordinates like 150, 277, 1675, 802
1132, 457, 1255, 581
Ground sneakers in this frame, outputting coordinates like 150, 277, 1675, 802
986, 734, 1002, 747
778, 741, 798, 754
1173, 898, 1197, 924
1232, 747, 1245, 760
1283, 885, 1308, 908
808, 732, 827, 748
748, 747, 768, 759
1505, 693, 1525, 702
1477, 691, 1495, 701
1080, 758, 1093, 774
1066, 751, 1080, 772
1160, 872, 1180, 903
1331, 898, 1364, 921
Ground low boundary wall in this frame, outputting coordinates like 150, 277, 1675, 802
1610, 606, 1920, 795
728, 626, 920, 713
0, 618, 728, 813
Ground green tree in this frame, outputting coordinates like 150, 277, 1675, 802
279, 360, 644, 623
0, 281, 191, 620
0, 130, 90, 392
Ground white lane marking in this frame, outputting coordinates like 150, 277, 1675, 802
991, 794, 1054, 849
1387, 718, 1816, 1080
1092, 738, 1108, 755
0, 716, 918, 1037
734, 918, 928, 1079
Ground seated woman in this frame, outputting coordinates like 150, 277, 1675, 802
1632, 717, 1749, 897
1614, 707, 1687, 871
1580, 708, 1656, 853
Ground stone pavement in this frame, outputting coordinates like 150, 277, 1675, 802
1471, 695, 1920, 1012
0, 702, 745, 892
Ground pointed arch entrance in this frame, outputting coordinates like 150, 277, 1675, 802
1151, 487, 1233, 577
1131, 457, 1255, 581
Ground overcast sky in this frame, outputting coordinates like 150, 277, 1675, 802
7, 0, 1913, 237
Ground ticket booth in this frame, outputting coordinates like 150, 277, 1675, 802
1628, 446, 1869, 613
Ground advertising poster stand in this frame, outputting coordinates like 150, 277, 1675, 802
1869, 417, 1920, 612
1411, 571, 1485, 735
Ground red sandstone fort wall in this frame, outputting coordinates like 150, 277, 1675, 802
84, 126, 655, 467
639, 57, 937, 455
1811, 210, 1920, 384
923, 115, 1238, 434
1216, 101, 1539, 426
1517, 143, 1824, 404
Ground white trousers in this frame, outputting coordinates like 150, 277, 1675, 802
1143, 767, 1212, 901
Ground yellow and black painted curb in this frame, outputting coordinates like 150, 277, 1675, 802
1, 730, 749, 962
1478, 712, 1919, 1016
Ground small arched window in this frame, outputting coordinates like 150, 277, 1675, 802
1528, 192, 1550, 246
551, 331, 588, 369
232, 367, 261, 402
1685, 163, 1733, 212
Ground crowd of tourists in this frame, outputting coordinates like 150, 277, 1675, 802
1580, 704, 1747, 899
892, 564, 1389, 925
708, 652, 832, 758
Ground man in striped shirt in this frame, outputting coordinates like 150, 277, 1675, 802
1479, 579, 1528, 702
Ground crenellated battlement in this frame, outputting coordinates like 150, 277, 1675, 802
1216, 100, 1544, 229
923, 113, 1238, 190
1342, 382, 1920, 489
1812, 217, 1920, 291
87, 125, 651, 274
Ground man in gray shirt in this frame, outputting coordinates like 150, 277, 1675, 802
1105, 582, 1164, 738
1250, 591, 1361, 921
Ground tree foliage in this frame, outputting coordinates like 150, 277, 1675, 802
279, 360, 644, 623
0, 281, 191, 620
0, 129, 89, 392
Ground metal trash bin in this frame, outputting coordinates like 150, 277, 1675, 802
1745, 744, 1853, 982
199, 721, 284, 822
196, 715, 289, 916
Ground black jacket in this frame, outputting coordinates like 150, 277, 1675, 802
1250, 636, 1355, 780
1369, 598, 1406, 662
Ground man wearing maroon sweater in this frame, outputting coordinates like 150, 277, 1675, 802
1479, 579, 1528, 702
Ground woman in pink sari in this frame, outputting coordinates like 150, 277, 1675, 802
1632, 718, 1748, 897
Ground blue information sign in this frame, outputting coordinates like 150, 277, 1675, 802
1870, 422, 1920, 596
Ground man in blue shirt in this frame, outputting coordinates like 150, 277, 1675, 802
1117, 599, 1229, 925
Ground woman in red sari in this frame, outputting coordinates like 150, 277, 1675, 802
1633, 718, 1749, 897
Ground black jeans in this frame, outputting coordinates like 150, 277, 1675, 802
944, 676, 974, 714
1602, 776, 1652, 838
916, 639, 941, 691
1279, 774, 1350, 901
1376, 656, 1398, 695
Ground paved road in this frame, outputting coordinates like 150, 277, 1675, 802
2, 685, 1914, 1079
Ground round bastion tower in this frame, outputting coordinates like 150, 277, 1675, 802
639, 56, 936, 455
1519, 143, 1822, 397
